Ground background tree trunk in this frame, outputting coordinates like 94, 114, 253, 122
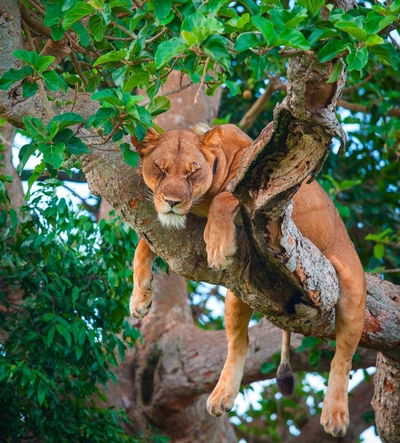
372, 353, 400, 443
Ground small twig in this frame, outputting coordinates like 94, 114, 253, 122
25, 0, 45, 16
145, 28, 169, 45
140, 80, 194, 107
21, 19, 36, 50
22, 21, 54, 118
194, 57, 210, 107
69, 83, 79, 113
0, 134, 14, 148
160, 58, 180, 80
17, 0, 52, 39
337, 99, 400, 117
104, 35, 135, 41
70, 51, 88, 86
38, 81, 54, 118
374, 268, 400, 274
110, 20, 136, 39
342, 66, 381, 94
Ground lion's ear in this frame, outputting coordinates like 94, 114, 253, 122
131, 128, 159, 157
200, 126, 223, 158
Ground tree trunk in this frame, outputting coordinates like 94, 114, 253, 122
372, 353, 400, 443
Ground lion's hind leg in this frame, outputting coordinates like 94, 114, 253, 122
321, 245, 366, 437
207, 290, 253, 416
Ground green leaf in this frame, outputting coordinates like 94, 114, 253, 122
308, 28, 338, 45
88, 15, 105, 41
318, 39, 348, 62
181, 30, 197, 46
123, 70, 150, 92
365, 34, 384, 46
155, 38, 187, 68
203, 36, 231, 71
17, 143, 37, 175
94, 49, 127, 66
120, 143, 139, 168
260, 361, 276, 375
26, 162, 46, 199
346, 46, 368, 71
296, 336, 321, 353
374, 243, 385, 260
298, 0, 325, 16
42, 71, 60, 91
14, 50, 55, 72
56, 324, 72, 346
335, 22, 367, 41
91, 89, 122, 106
64, 136, 89, 155
91, 107, 118, 127
370, 43, 400, 68
51, 24, 65, 41
72, 286, 79, 308
278, 28, 311, 50
37, 379, 47, 406
9, 208, 18, 228
50, 113, 84, 131
326, 60, 343, 83
63, 3, 95, 30
153, 0, 172, 20
225, 80, 240, 96
234, 32, 260, 52
147, 96, 171, 117
38, 142, 66, 169
251, 16, 274, 44
0, 66, 33, 90
46, 325, 56, 347
22, 81, 38, 98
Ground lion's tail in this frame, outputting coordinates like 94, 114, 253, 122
276, 331, 295, 397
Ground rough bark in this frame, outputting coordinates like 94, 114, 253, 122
1, 123, 25, 211
103, 271, 376, 442
372, 353, 400, 443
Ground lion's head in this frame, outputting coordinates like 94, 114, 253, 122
132, 125, 222, 229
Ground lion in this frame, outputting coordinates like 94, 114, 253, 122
129, 123, 366, 438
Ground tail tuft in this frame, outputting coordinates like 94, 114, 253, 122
276, 362, 294, 397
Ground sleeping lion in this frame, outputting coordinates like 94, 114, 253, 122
130, 123, 366, 438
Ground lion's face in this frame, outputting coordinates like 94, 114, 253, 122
133, 127, 221, 229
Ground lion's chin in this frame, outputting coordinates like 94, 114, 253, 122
158, 212, 187, 230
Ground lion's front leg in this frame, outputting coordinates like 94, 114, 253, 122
130, 238, 156, 318
207, 290, 253, 416
204, 191, 240, 270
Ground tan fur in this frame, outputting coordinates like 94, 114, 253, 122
130, 124, 366, 437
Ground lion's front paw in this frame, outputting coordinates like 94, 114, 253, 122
204, 223, 237, 270
207, 385, 237, 417
130, 279, 154, 318
320, 402, 349, 437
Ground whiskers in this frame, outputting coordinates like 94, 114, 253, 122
144, 188, 155, 204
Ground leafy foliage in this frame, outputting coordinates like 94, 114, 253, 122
0, 0, 398, 188
0, 177, 146, 441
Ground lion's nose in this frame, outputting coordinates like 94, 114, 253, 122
165, 199, 180, 208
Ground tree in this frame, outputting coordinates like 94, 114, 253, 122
0, 0, 399, 442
